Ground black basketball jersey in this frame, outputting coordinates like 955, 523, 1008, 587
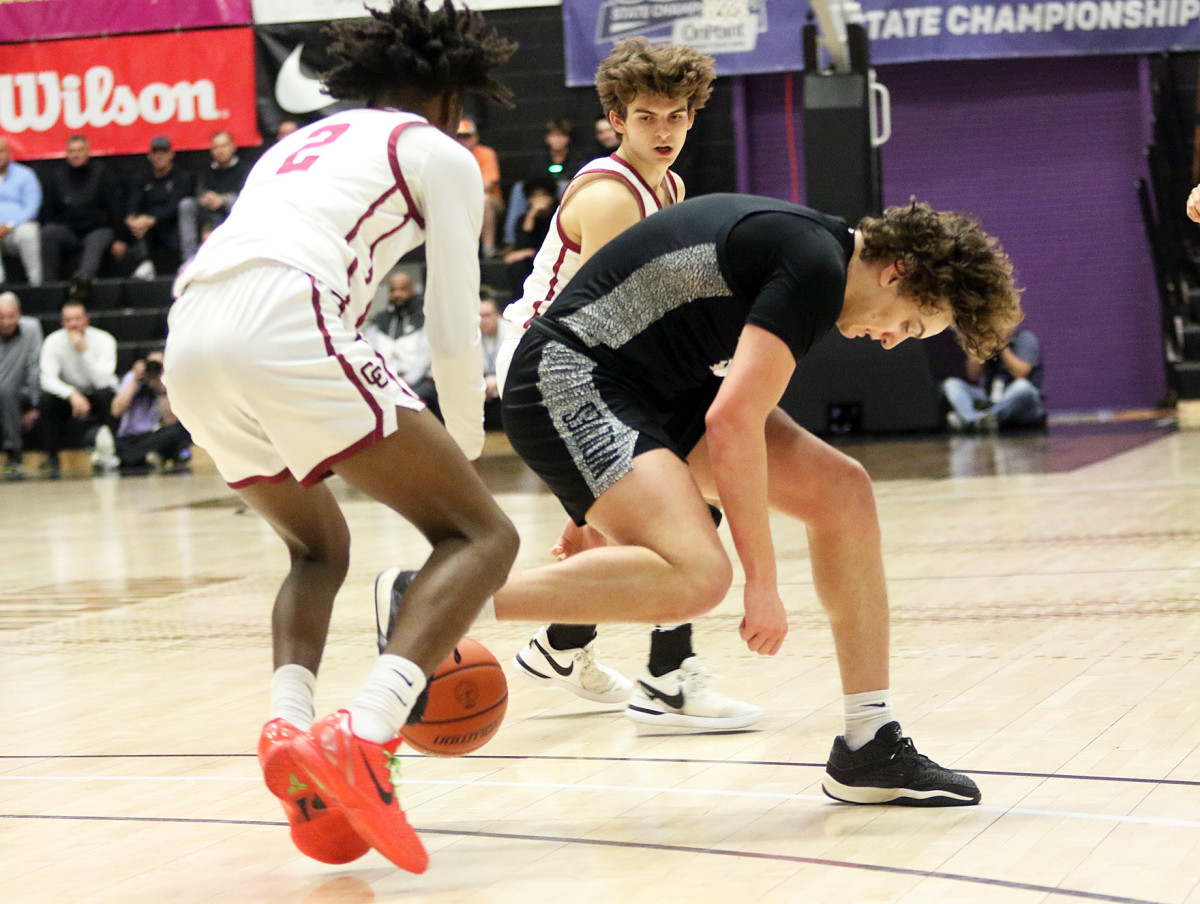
530, 193, 854, 406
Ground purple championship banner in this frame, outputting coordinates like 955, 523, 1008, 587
861, 0, 1200, 62
563, 0, 806, 86
0, 0, 252, 44
563, 0, 1200, 80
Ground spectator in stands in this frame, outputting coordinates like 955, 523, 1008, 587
502, 174, 557, 289
589, 114, 621, 158
0, 135, 43, 287
111, 350, 191, 472
179, 130, 250, 261
527, 117, 586, 191
503, 118, 586, 246
456, 117, 503, 256
275, 120, 300, 142
40, 135, 127, 282
37, 300, 119, 475
943, 324, 1045, 431
125, 136, 194, 279
0, 291, 41, 475
362, 271, 439, 417
479, 287, 506, 431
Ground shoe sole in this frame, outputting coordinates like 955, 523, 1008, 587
512, 651, 631, 704
820, 774, 980, 806
624, 703, 764, 730
291, 730, 429, 873
259, 737, 371, 865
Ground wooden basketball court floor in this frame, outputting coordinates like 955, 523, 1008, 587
4, 418, 1200, 904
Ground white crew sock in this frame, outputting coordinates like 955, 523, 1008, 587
843, 689, 894, 751
347, 654, 428, 744
270, 664, 317, 730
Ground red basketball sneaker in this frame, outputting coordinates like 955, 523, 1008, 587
292, 710, 429, 874
258, 719, 370, 864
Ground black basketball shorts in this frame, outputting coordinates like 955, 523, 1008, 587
501, 329, 720, 525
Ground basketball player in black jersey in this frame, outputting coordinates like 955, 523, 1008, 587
487, 193, 1021, 805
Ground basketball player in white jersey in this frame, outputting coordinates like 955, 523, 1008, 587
490, 40, 762, 729
163, 1, 518, 873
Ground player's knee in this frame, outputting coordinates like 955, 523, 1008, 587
474, 506, 519, 584
287, 519, 351, 577
807, 453, 874, 524
659, 550, 733, 622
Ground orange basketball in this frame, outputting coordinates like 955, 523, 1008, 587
402, 637, 507, 756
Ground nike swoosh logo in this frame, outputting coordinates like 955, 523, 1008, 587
360, 748, 394, 807
275, 44, 333, 114
863, 702, 888, 707
533, 639, 574, 676
638, 680, 685, 710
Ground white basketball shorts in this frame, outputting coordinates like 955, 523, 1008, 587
494, 331, 522, 399
164, 264, 425, 488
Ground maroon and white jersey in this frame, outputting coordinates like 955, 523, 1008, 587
176, 107, 487, 458
503, 153, 680, 332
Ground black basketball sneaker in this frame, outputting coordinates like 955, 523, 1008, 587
822, 721, 981, 806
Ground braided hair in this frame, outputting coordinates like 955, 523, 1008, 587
320, 0, 516, 108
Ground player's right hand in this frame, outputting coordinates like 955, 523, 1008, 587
739, 585, 788, 656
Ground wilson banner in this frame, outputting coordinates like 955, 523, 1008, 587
0, 28, 262, 159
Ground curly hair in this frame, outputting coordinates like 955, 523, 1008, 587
595, 37, 716, 119
857, 201, 1023, 359
319, 0, 517, 107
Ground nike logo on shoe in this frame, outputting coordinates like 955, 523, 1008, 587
533, 640, 574, 676
637, 680, 684, 710
360, 748, 394, 807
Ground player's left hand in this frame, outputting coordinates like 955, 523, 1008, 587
739, 585, 788, 655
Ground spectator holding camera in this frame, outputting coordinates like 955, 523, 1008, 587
111, 350, 191, 472
943, 323, 1045, 431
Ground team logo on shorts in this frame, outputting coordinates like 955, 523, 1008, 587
361, 361, 390, 388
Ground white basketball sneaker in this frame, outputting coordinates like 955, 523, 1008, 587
625, 657, 764, 730
512, 626, 633, 704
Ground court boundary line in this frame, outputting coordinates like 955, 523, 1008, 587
3, 753, 1198, 788
0, 812, 1167, 904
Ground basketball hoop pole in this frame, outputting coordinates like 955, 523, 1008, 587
801, 2, 887, 221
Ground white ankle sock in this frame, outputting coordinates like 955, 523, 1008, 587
270, 664, 316, 731
843, 689, 894, 751
347, 654, 428, 744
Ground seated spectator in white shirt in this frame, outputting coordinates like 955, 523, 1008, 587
363, 271, 440, 420
479, 287, 508, 431
37, 300, 119, 474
